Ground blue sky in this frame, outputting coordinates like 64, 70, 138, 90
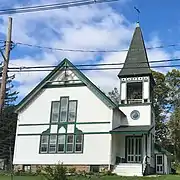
120, 0, 180, 44
0, 0, 179, 103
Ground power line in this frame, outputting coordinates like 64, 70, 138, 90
13, 41, 180, 53
0, 39, 180, 53
8, 58, 180, 70
0, 0, 119, 15
7, 64, 180, 73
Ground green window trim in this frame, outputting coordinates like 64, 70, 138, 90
49, 135, 57, 153
57, 134, 65, 153
50, 97, 78, 123
59, 96, 69, 123
39, 96, 80, 154
50, 101, 60, 123
68, 100, 78, 123
39, 135, 49, 153
66, 134, 74, 153
39, 133, 84, 154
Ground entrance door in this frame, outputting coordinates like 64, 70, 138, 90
126, 136, 142, 163
156, 155, 164, 174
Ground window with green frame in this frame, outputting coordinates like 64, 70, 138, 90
39, 96, 83, 154
39, 132, 84, 154
50, 97, 77, 123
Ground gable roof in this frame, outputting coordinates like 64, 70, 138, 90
118, 23, 152, 78
155, 143, 172, 157
15, 58, 122, 112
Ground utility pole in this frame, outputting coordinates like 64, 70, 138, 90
0, 17, 13, 113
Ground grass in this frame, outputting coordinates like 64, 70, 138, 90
0, 175, 180, 180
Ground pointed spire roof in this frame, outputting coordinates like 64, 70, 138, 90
118, 23, 152, 78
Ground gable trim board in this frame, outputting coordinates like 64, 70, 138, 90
15, 58, 124, 113
43, 83, 86, 88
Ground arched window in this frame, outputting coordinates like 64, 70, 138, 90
57, 126, 66, 153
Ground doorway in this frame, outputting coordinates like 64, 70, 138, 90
156, 154, 164, 174
126, 136, 142, 163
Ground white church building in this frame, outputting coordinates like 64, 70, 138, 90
13, 24, 172, 176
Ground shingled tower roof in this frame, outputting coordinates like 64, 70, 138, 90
118, 23, 152, 78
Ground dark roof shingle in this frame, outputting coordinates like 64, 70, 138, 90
118, 24, 152, 78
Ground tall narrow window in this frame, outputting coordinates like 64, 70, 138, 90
57, 135, 65, 153
68, 101, 77, 122
40, 135, 49, 153
51, 101, 60, 123
60, 97, 68, 122
49, 135, 57, 153
66, 134, 74, 152
75, 134, 83, 152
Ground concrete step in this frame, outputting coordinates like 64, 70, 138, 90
113, 163, 143, 176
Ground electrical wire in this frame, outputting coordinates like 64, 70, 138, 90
7, 58, 180, 70
7, 64, 180, 73
0, 0, 119, 15
1, 39, 180, 53
8, 41, 180, 53
16, 42, 180, 53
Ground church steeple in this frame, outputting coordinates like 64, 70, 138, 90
118, 23, 151, 78
118, 23, 154, 105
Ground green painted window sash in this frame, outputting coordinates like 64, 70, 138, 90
40, 96, 79, 154
39, 133, 84, 154
50, 97, 78, 124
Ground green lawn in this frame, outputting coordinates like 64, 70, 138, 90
0, 175, 180, 180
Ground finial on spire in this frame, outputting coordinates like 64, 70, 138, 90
134, 6, 140, 24
136, 21, 140, 27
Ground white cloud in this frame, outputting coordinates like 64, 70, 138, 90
146, 36, 172, 73
0, 0, 174, 101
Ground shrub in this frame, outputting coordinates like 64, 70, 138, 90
100, 169, 117, 176
42, 163, 68, 180
13, 171, 37, 176
36, 166, 42, 175
68, 167, 76, 175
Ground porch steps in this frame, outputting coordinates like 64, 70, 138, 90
113, 163, 143, 176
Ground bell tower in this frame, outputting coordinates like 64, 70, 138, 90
118, 23, 155, 125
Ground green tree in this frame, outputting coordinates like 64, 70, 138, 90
152, 71, 170, 146
0, 70, 18, 170
165, 69, 180, 110
108, 87, 119, 104
168, 107, 180, 161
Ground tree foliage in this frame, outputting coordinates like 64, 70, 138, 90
0, 70, 18, 170
151, 71, 170, 145
168, 107, 180, 161
108, 87, 119, 104
165, 69, 180, 110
